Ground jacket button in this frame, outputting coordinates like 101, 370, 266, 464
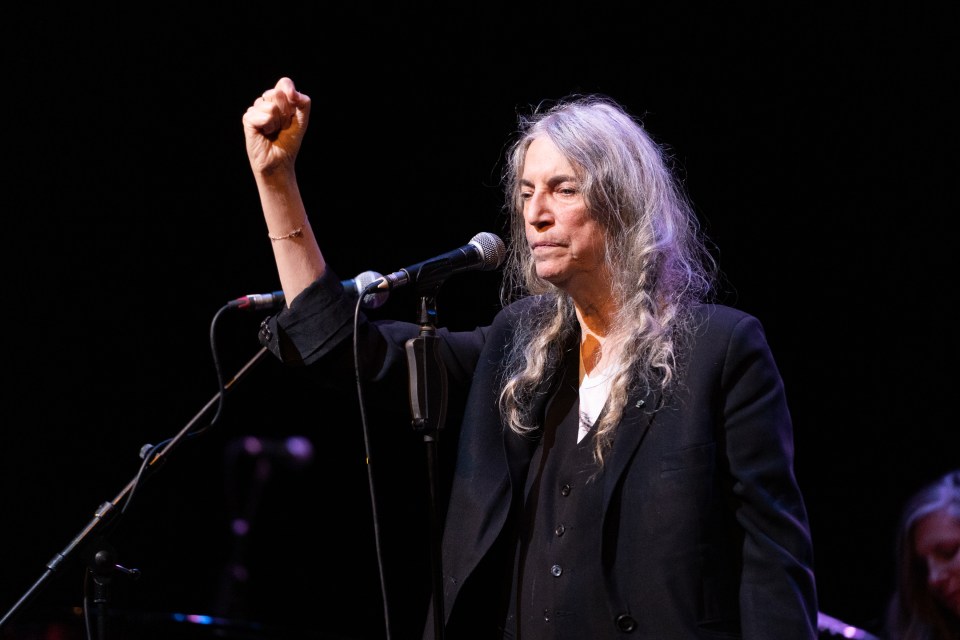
555, 524, 565, 537
615, 614, 636, 632
560, 484, 571, 496
550, 564, 562, 577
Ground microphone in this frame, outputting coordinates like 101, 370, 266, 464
228, 270, 389, 311
342, 269, 389, 309
375, 232, 506, 291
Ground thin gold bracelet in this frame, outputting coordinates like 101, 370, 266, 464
268, 225, 304, 242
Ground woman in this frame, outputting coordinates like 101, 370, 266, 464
243, 77, 818, 638
885, 470, 960, 640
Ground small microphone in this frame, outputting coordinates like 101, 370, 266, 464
228, 270, 389, 311
342, 270, 389, 309
376, 232, 506, 291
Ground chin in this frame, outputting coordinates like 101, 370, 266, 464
536, 273, 566, 289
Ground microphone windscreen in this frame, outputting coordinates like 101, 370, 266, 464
350, 270, 390, 309
470, 232, 507, 270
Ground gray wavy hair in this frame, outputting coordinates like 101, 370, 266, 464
886, 470, 960, 640
497, 94, 717, 465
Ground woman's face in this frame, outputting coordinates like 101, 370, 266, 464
520, 136, 609, 300
913, 508, 960, 617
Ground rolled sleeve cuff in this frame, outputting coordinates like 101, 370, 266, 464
258, 269, 357, 366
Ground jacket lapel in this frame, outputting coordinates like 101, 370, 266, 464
601, 387, 661, 510
502, 342, 578, 491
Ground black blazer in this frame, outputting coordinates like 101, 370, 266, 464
261, 271, 818, 639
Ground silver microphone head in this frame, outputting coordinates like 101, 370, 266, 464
469, 232, 507, 271
351, 270, 390, 309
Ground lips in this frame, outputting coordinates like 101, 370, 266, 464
530, 241, 563, 250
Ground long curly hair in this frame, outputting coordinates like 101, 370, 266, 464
497, 94, 717, 465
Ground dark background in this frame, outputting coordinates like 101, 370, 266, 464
2, 4, 957, 639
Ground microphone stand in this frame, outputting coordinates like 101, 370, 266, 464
404, 292, 448, 640
0, 346, 272, 633
87, 546, 141, 640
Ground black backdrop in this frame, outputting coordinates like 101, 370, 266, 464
2, 4, 957, 639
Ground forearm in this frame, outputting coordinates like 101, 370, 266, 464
242, 77, 322, 307
254, 168, 325, 306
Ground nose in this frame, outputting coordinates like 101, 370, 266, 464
927, 558, 950, 590
524, 190, 553, 231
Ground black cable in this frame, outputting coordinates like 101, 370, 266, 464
353, 285, 393, 640
121, 304, 230, 516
